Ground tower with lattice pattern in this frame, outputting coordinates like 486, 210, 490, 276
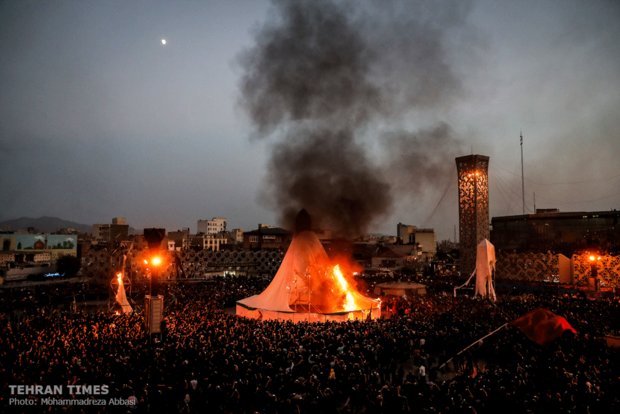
456, 155, 490, 274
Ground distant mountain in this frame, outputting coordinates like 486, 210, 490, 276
0, 217, 91, 234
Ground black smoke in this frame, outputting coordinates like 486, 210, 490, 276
269, 128, 392, 236
240, 0, 474, 236
240, 0, 382, 135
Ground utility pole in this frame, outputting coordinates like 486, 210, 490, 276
520, 131, 525, 214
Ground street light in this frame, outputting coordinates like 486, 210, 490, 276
144, 254, 165, 336
143, 256, 163, 267
143, 255, 164, 295
588, 254, 601, 292
143, 228, 166, 336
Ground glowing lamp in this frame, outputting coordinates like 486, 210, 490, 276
589, 255, 596, 262
151, 256, 162, 267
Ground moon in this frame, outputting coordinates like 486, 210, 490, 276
161, 38, 167, 46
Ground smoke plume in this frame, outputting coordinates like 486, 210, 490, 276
384, 123, 464, 193
240, 0, 474, 236
269, 128, 392, 236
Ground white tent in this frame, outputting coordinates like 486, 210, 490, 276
474, 239, 496, 301
115, 273, 132, 314
454, 238, 497, 301
236, 229, 381, 322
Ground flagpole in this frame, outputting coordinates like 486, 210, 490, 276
439, 323, 509, 369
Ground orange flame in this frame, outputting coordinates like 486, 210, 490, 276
332, 264, 357, 311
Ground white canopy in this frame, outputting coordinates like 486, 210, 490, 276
475, 239, 496, 301
454, 238, 497, 301
115, 274, 132, 313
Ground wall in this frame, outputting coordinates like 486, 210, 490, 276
571, 252, 620, 288
495, 251, 620, 288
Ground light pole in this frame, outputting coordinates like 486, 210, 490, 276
143, 255, 163, 293
588, 255, 601, 292
144, 254, 164, 335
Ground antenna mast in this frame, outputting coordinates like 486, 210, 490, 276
520, 131, 525, 214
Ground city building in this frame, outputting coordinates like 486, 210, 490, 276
243, 227, 292, 250
491, 209, 620, 255
230, 228, 244, 244
197, 217, 227, 235
371, 245, 407, 269
0, 252, 15, 266
190, 233, 228, 252
92, 218, 130, 243
167, 228, 191, 251
112, 216, 127, 225
397, 223, 417, 244
396, 223, 436, 258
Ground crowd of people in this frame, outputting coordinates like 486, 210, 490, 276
1, 273, 619, 413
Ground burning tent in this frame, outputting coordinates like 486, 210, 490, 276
237, 210, 381, 322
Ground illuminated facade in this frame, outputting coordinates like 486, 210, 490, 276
456, 154, 490, 273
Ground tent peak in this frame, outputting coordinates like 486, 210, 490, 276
295, 209, 312, 233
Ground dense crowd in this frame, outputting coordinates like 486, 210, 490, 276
1, 273, 619, 413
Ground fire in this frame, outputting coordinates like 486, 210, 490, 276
332, 264, 357, 311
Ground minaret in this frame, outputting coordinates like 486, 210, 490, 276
456, 154, 490, 274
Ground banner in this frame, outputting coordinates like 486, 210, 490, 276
512, 308, 576, 345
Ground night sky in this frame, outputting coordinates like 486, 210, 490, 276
1, 0, 619, 240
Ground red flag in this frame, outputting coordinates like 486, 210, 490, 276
511, 308, 576, 345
